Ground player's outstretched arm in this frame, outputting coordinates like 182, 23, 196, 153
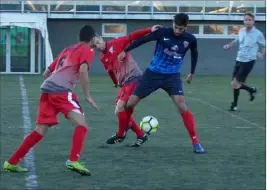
80, 63, 91, 98
42, 68, 51, 80
116, 25, 162, 54
186, 37, 199, 84
107, 71, 119, 87
223, 38, 238, 50
125, 29, 162, 52
100, 59, 118, 87
118, 29, 162, 61
190, 38, 198, 75
257, 32, 266, 59
79, 63, 99, 111
42, 58, 58, 79
127, 25, 162, 43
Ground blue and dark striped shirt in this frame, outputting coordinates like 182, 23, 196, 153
125, 27, 198, 74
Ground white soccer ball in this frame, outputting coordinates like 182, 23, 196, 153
140, 116, 159, 134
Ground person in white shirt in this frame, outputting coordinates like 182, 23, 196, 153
223, 12, 266, 111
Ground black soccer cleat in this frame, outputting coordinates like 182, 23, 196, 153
131, 134, 148, 147
229, 102, 239, 112
249, 87, 257, 101
106, 124, 132, 145
106, 134, 126, 144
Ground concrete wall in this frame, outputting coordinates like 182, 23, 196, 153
47, 19, 266, 76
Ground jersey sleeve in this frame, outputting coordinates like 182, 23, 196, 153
79, 46, 95, 67
115, 27, 152, 50
124, 28, 163, 52
258, 32, 266, 47
128, 27, 152, 42
48, 55, 60, 72
189, 36, 198, 74
235, 32, 240, 43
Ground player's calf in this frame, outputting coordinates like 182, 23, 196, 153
66, 111, 88, 164
249, 87, 257, 101
106, 113, 128, 145
231, 78, 242, 89
35, 125, 49, 136
126, 95, 140, 110
171, 95, 206, 153
177, 101, 188, 113
5, 128, 44, 169
232, 77, 258, 102
108, 100, 133, 145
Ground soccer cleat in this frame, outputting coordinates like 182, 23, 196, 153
65, 161, 91, 176
193, 143, 206, 154
106, 125, 131, 145
106, 134, 126, 144
3, 161, 28, 172
229, 102, 239, 112
131, 134, 148, 147
249, 87, 257, 101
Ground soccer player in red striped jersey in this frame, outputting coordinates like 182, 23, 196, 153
93, 25, 161, 147
3, 25, 98, 175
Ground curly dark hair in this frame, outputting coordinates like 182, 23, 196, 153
173, 13, 189, 27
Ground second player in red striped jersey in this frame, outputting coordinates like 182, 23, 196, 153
93, 25, 161, 147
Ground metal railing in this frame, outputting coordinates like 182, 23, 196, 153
0, 1, 265, 15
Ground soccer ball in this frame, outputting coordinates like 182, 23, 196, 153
140, 116, 159, 134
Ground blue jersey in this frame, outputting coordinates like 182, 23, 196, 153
125, 27, 198, 74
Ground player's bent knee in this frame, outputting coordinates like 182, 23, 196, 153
232, 83, 241, 89
231, 78, 241, 89
116, 100, 126, 113
171, 95, 188, 113
178, 103, 188, 113
35, 125, 49, 136
126, 95, 140, 109
67, 111, 87, 127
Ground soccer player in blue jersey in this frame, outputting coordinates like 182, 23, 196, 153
117, 13, 206, 153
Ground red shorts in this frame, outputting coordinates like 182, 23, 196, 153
114, 82, 136, 105
36, 92, 83, 126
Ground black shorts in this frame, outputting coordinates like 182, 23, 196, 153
232, 60, 255, 82
133, 69, 184, 99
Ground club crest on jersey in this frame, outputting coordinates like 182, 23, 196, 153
183, 41, 189, 48
171, 45, 178, 51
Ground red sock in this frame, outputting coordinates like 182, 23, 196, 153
8, 130, 43, 165
126, 107, 134, 117
116, 112, 129, 137
181, 110, 199, 144
129, 117, 144, 138
68, 125, 87, 162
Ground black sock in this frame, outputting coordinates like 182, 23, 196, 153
233, 89, 240, 106
240, 84, 254, 93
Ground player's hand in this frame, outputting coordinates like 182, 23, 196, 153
113, 84, 118, 88
151, 25, 163, 32
257, 52, 264, 60
85, 96, 100, 111
186, 74, 193, 84
223, 44, 231, 50
118, 51, 126, 63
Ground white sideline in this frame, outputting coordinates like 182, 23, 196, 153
19, 76, 38, 190
189, 97, 265, 130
